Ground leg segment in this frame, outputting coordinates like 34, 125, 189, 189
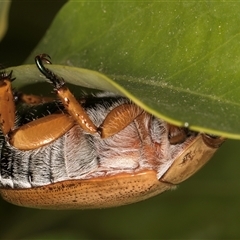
35, 54, 144, 138
14, 91, 54, 105
9, 114, 75, 150
0, 54, 146, 150
0, 71, 15, 136
35, 54, 97, 134
0, 68, 75, 150
99, 103, 143, 138
168, 124, 189, 145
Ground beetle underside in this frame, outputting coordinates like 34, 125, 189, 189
0, 54, 225, 209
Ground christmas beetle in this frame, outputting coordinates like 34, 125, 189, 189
0, 54, 225, 209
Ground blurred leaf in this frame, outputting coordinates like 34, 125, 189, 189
0, 1, 11, 41
23, 1, 240, 139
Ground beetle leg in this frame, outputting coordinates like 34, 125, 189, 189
202, 134, 225, 148
35, 54, 144, 138
35, 54, 97, 134
9, 114, 75, 150
0, 70, 75, 150
99, 103, 143, 138
14, 91, 54, 105
35, 54, 148, 139
168, 124, 189, 145
0, 71, 15, 136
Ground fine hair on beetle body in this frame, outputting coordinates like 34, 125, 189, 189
0, 54, 225, 209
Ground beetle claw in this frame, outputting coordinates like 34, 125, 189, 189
35, 54, 65, 90
0, 70, 15, 83
7, 71, 16, 82
37, 53, 52, 64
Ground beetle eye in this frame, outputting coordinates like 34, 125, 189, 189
202, 134, 225, 148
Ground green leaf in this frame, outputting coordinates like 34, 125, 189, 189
10, 65, 119, 93
22, 1, 240, 139
0, 1, 11, 41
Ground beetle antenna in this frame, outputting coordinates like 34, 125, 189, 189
35, 54, 65, 90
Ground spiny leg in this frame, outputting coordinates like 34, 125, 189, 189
0, 67, 75, 150
35, 54, 97, 134
14, 91, 55, 105
35, 54, 146, 138
0, 54, 145, 150
0, 70, 15, 136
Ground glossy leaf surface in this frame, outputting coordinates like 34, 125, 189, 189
21, 2, 240, 138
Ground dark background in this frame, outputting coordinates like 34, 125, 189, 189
0, 1, 66, 66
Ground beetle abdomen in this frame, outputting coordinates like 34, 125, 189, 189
0, 170, 175, 209
0, 125, 97, 188
0, 95, 155, 188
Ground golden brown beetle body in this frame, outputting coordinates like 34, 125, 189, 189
0, 54, 225, 209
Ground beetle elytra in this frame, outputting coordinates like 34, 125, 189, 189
0, 54, 225, 209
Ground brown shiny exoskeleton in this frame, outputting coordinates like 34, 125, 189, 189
0, 54, 225, 209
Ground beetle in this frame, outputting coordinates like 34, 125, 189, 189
0, 54, 225, 209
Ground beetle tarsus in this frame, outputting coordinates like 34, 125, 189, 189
35, 54, 65, 90
6, 71, 15, 82
0, 70, 15, 82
